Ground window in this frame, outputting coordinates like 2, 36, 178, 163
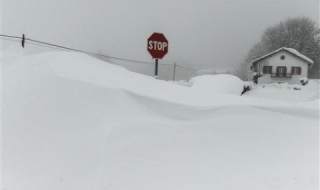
262, 66, 272, 74
292, 67, 301, 75
280, 55, 285, 60
276, 66, 287, 77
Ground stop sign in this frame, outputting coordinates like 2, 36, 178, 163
147, 33, 168, 59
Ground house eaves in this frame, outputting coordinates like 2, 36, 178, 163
251, 47, 314, 67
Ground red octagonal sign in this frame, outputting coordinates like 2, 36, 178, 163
147, 32, 168, 59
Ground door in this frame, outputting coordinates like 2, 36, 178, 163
276, 66, 287, 77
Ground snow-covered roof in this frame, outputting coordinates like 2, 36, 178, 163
251, 47, 314, 66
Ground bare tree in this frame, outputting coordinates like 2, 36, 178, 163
233, 42, 268, 81
234, 60, 251, 81
245, 17, 320, 78
245, 42, 268, 63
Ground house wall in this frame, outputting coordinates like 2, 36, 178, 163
256, 51, 309, 85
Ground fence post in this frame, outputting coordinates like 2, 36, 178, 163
22, 34, 25, 48
173, 62, 176, 81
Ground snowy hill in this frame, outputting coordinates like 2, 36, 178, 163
2, 50, 319, 190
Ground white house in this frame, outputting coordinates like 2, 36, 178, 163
251, 47, 314, 85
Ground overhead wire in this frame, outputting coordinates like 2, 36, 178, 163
0, 34, 22, 39
175, 65, 198, 71
26, 41, 76, 52
0, 37, 21, 43
0, 34, 197, 70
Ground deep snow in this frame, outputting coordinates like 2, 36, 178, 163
1, 50, 319, 190
244, 80, 320, 103
190, 74, 244, 95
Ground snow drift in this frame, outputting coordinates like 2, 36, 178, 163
190, 74, 244, 95
2, 50, 319, 190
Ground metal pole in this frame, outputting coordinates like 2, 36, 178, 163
22, 34, 25, 48
173, 62, 176, 81
155, 59, 159, 79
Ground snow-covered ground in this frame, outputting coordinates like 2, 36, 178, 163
244, 80, 320, 102
1, 49, 319, 190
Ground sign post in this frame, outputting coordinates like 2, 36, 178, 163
155, 59, 159, 78
147, 32, 169, 78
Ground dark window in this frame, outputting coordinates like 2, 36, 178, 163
276, 66, 287, 77
292, 67, 301, 75
263, 66, 272, 74
280, 55, 285, 60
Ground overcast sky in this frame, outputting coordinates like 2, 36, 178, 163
2, 0, 319, 70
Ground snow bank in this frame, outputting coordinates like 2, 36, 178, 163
1, 51, 276, 107
171, 80, 191, 87
0, 43, 28, 59
244, 81, 320, 102
259, 82, 303, 90
190, 74, 244, 95
4, 50, 317, 108
2, 50, 319, 190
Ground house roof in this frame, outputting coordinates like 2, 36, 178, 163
251, 47, 314, 66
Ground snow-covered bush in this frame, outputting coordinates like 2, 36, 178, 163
252, 72, 263, 84
300, 77, 308, 86
242, 81, 255, 94
190, 74, 244, 95
172, 80, 192, 87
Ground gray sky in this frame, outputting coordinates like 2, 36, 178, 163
2, 0, 319, 70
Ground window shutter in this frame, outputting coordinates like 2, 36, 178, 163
269, 66, 272, 74
263, 66, 266, 73
291, 66, 294, 74
298, 67, 301, 75
284, 67, 287, 76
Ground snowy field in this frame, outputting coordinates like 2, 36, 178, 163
1, 49, 319, 190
